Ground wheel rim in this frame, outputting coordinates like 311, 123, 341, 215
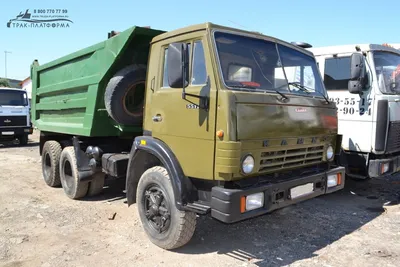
43, 153, 52, 178
122, 81, 145, 117
63, 160, 74, 189
143, 183, 171, 234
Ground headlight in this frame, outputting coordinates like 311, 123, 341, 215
327, 173, 341, 187
241, 154, 255, 174
380, 162, 390, 174
245, 192, 264, 211
326, 145, 334, 161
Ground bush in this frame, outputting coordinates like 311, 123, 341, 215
0, 78, 11, 87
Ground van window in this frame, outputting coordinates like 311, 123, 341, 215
324, 57, 351, 90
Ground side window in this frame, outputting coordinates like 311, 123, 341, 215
161, 44, 191, 88
162, 48, 169, 88
324, 57, 351, 90
191, 40, 207, 85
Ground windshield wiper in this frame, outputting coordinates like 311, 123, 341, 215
288, 82, 330, 104
274, 90, 288, 100
228, 84, 259, 89
228, 83, 289, 100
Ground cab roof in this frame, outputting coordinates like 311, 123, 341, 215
151, 22, 315, 57
308, 44, 400, 57
0, 87, 26, 92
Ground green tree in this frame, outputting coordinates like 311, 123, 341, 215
0, 78, 10, 87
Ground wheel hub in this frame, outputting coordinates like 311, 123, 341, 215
144, 186, 171, 233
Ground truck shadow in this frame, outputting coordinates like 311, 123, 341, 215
175, 175, 400, 266
0, 140, 39, 148
81, 178, 127, 203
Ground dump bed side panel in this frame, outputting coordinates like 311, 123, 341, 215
31, 26, 165, 137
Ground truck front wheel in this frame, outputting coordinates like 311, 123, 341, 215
18, 134, 28, 146
136, 166, 197, 250
59, 147, 89, 199
41, 140, 62, 187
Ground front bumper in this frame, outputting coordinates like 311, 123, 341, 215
368, 155, 400, 178
0, 126, 32, 140
210, 166, 345, 223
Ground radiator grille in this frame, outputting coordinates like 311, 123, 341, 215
259, 145, 324, 173
0, 116, 27, 127
386, 121, 400, 153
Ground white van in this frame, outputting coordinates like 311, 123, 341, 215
307, 44, 400, 179
0, 87, 32, 145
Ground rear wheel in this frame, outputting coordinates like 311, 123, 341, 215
136, 166, 196, 250
41, 140, 62, 187
59, 146, 89, 199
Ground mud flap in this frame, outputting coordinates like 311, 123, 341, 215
72, 136, 95, 182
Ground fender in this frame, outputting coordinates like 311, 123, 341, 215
125, 136, 193, 211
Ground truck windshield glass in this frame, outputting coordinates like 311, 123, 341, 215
213, 31, 326, 97
0, 90, 28, 106
374, 51, 400, 94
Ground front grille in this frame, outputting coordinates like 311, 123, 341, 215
259, 145, 324, 173
386, 121, 400, 153
0, 116, 27, 127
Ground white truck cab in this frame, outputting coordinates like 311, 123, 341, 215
307, 44, 400, 179
0, 87, 33, 145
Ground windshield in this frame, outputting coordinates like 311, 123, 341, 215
0, 90, 28, 106
374, 51, 400, 94
213, 31, 326, 97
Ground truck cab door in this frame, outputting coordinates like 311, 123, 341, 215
148, 35, 217, 180
320, 54, 374, 152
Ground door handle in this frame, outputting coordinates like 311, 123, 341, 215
152, 114, 162, 122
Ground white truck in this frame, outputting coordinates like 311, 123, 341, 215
306, 44, 400, 179
0, 87, 33, 145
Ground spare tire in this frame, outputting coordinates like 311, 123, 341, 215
104, 64, 147, 125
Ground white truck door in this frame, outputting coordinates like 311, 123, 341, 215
317, 54, 374, 153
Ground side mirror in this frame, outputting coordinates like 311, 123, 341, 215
348, 53, 366, 94
167, 42, 189, 88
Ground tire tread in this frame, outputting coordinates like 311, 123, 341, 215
60, 146, 88, 199
42, 140, 62, 187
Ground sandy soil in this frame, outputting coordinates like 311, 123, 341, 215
0, 130, 399, 267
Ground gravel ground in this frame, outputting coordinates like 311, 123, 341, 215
0, 130, 399, 267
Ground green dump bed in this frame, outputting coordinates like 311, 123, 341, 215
31, 26, 165, 137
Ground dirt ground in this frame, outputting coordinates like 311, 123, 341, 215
0, 130, 399, 267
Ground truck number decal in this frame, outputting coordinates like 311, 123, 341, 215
186, 104, 199, 109
328, 97, 372, 116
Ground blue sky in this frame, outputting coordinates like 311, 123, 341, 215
0, 0, 399, 81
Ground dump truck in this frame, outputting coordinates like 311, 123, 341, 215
31, 22, 345, 250
308, 44, 400, 179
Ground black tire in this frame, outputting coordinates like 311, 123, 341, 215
87, 173, 105, 197
136, 166, 197, 250
41, 140, 62, 187
104, 64, 147, 126
19, 134, 28, 146
59, 146, 89, 199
